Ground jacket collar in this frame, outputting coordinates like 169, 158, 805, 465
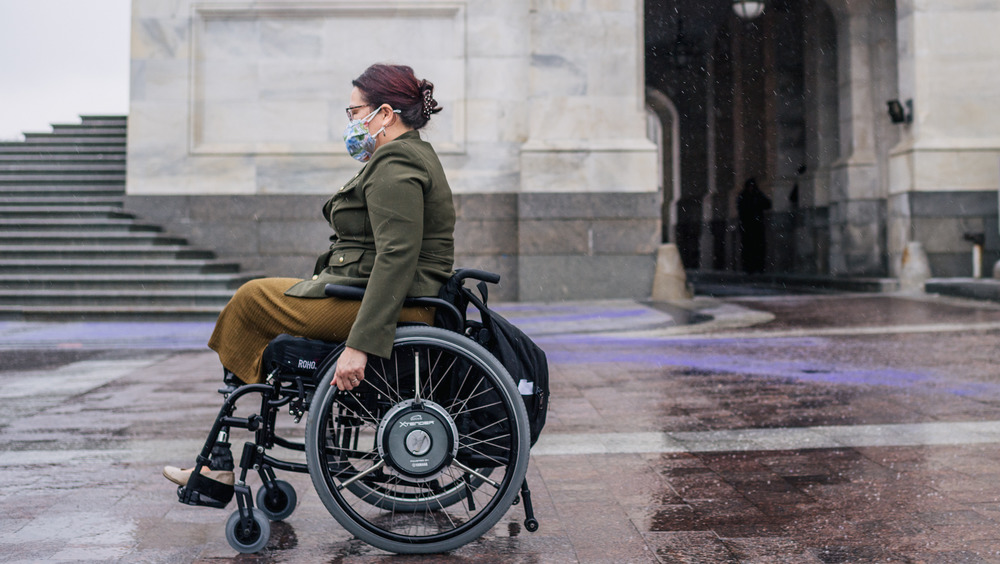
396, 129, 420, 141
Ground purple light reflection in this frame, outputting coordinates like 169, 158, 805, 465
538, 334, 1000, 398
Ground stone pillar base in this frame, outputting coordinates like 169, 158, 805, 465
899, 241, 931, 293
651, 244, 691, 301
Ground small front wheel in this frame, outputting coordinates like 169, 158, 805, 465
225, 508, 270, 554
256, 480, 296, 521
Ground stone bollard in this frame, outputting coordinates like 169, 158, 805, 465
651, 243, 692, 301
994, 260, 1000, 280
899, 241, 931, 293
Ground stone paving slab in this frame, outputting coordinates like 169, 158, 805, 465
0, 297, 770, 350
2, 294, 1000, 562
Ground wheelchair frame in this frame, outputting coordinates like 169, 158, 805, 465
176, 269, 539, 554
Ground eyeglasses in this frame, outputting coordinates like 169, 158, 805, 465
345, 104, 371, 121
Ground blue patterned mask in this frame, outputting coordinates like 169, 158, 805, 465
343, 107, 399, 162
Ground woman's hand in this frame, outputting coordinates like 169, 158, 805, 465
333, 346, 368, 391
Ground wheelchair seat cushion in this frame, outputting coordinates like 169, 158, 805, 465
262, 334, 343, 384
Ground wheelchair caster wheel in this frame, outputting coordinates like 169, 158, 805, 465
256, 480, 296, 521
225, 508, 270, 554
524, 518, 539, 532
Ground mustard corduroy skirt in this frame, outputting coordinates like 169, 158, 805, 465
208, 278, 434, 384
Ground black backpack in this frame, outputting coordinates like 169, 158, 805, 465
460, 283, 549, 447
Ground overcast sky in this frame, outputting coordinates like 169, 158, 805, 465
0, 0, 130, 140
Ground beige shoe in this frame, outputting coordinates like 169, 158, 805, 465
162, 465, 235, 487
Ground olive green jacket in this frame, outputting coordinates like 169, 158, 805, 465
285, 130, 455, 357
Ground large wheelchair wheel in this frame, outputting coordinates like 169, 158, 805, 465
305, 326, 530, 554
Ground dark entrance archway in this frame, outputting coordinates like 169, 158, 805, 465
645, 0, 892, 276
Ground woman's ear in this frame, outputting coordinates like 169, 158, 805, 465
382, 105, 399, 129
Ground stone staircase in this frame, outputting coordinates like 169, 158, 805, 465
0, 115, 258, 320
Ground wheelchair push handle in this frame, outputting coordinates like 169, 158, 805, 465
452, 268, 501, 285
323, 284, 365, 301
322, 268, 500, 301
323, 268, 499, 332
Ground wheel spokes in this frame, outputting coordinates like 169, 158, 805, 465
451, 459, 500, 489
338, 458, 385, 490
316, 335, 523, 544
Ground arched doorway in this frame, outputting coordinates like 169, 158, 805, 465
646, 87, 680, 245
645, 0, 898, 276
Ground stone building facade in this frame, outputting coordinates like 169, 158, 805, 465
124, 0, 658, 302
125, 0, 1000, 301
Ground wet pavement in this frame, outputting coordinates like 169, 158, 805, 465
2, 291, 1000, 562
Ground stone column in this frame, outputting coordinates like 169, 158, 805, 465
518, 1, 659, 300
889, 0, 1000, 277
762, 3, 806, 274
800, 0, 839, 274
828, 2, 886, 276
700, 50, 719, 271
725, 19, 768, 273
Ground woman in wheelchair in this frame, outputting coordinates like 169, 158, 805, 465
163, 63, 452, 486
161, 64, 537, 554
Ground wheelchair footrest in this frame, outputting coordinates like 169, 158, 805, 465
177, 472, 235, 509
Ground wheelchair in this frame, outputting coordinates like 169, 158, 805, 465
175, 269, 538, 554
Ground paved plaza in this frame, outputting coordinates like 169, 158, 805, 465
3, 291, 1000, 562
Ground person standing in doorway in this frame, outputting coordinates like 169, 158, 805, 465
737, 177, 771, 274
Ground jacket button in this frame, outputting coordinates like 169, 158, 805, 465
339, 256, 345, 263
312, 275, 319, 280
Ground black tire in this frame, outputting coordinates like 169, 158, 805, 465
344, 468, 493, 513
225, 508, 270, 554
256, 480, 297, 521
305, 326, 530, 554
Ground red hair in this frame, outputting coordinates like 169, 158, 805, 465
352, 64, 442, 130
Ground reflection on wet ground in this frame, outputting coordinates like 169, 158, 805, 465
2, 293, 1000, 562
731, 293, 1000, 331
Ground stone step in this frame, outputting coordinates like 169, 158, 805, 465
50, 123, 126, 132
20, 138, 127, 148
0, 218, 161, 232
0, 114, 258, 320
0, 163, 127, 172
0, 304, 223, 322
22, 133, 126, 144
0, 258, 241, 274
40, 127, 126, 137
0, 288, 236, 307
0, 206, 130, 217
0, 196, 123, 207
0, 245, 215, 260
0, 174, 125, 185
0, 272, 259, 291
0, 153, 125, 162
79, 115, 128, 126
0, 231, 186, 245
0, 185, 125, 197
0, 144, 126, 154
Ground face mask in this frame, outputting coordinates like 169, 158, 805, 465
343, 107, 399, 162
